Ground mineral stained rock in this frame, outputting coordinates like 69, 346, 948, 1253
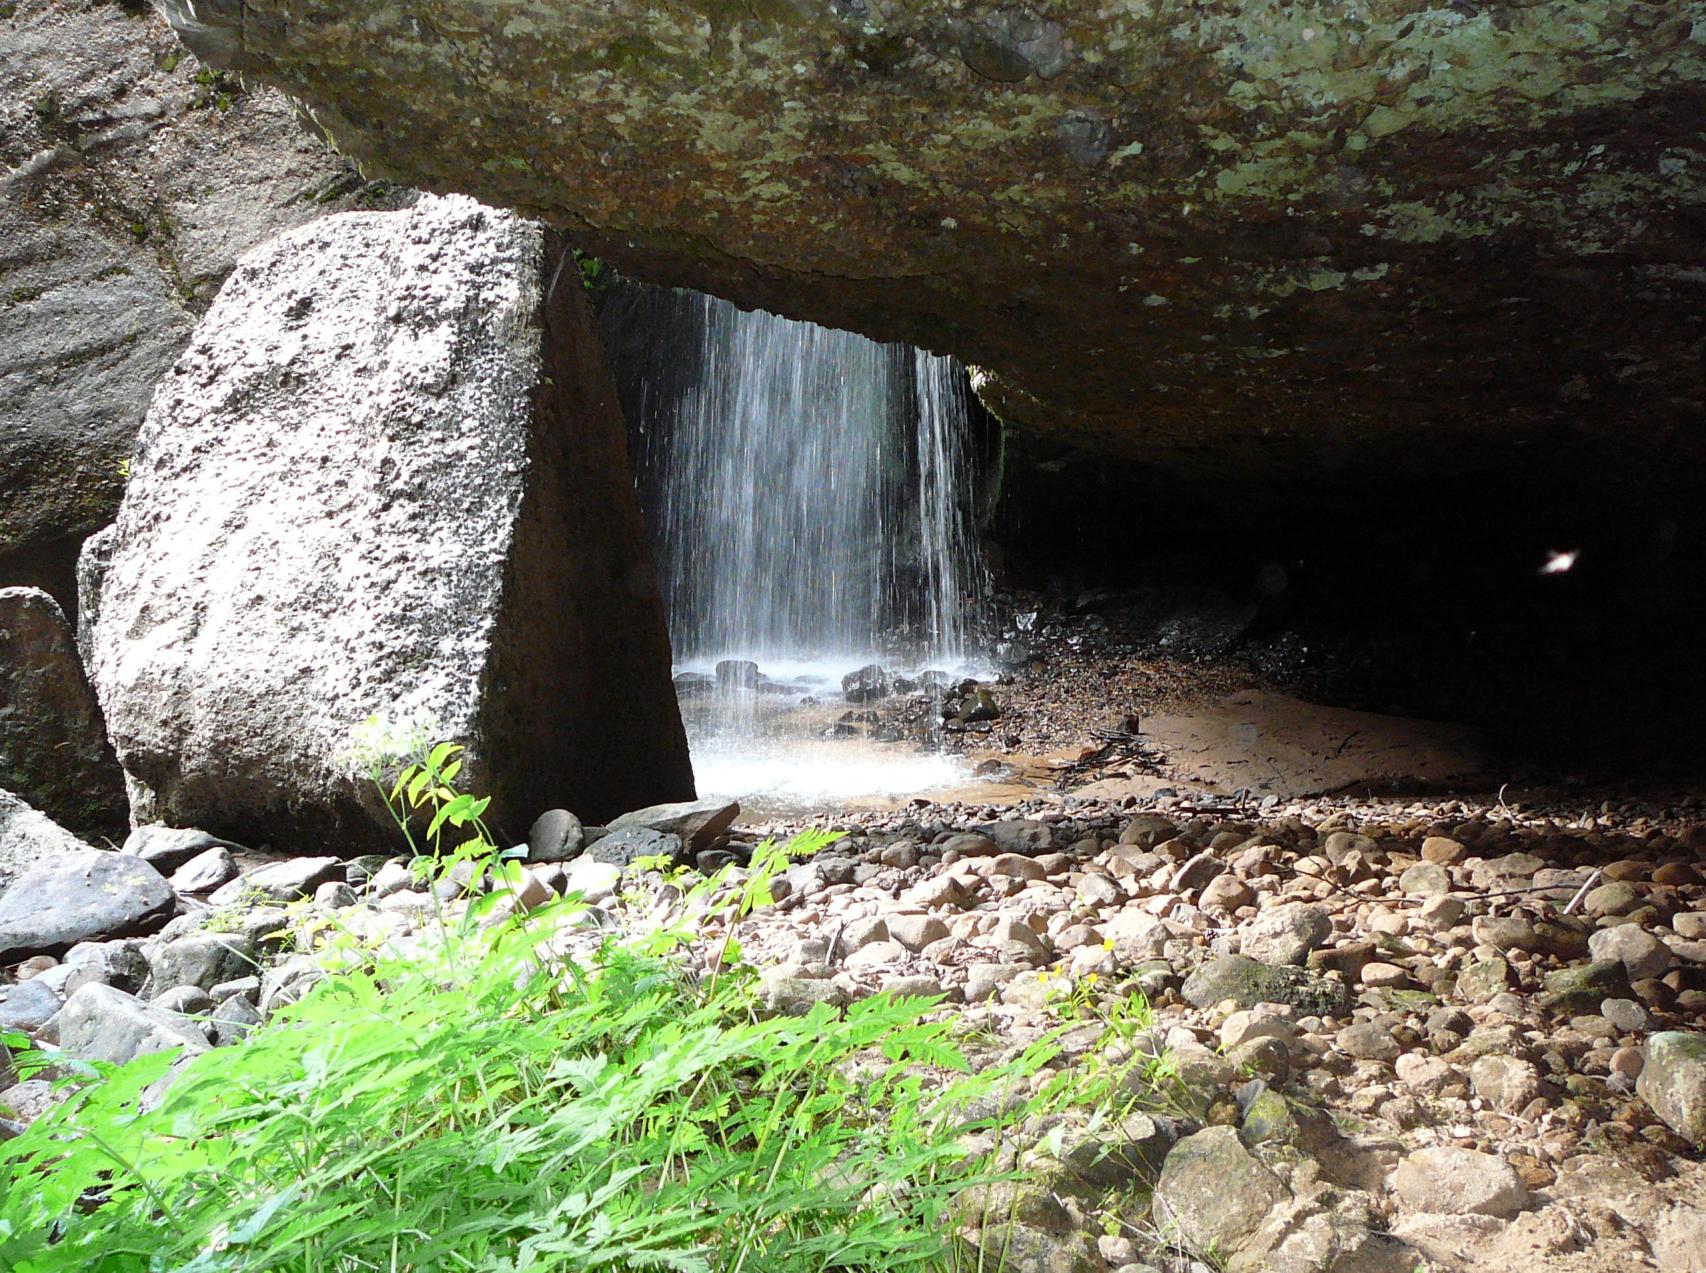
85, 194, 694, 851
152, 1, 1706, 483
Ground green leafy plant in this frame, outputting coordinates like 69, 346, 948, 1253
0, 734, 1180, 1270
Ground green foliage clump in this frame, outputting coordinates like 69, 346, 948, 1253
1, 732, 1176, 1269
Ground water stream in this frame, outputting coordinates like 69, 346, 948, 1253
629, 291, 986, 808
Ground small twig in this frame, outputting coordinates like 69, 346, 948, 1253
1563, 869, 1603, 916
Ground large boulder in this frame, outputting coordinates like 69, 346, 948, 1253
0, 787, 94, 898
0, 0, 404, 604
84, 194, 693, 851
0, 848, 176, 963
149, 1, 1706, 490
0, 587, 127, 839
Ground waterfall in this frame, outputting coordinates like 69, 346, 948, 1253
624, 288, 985, 805
642, 293, 982, 670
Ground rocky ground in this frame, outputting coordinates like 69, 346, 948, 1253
5, 778, 1706, 1272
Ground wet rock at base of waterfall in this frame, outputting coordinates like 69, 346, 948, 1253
0, 788, 101, 899
0, 851, 176, 962
209, 858, 344, 907
673, 672, 715, 697
1151, 1127, 1287, 1263
1637, 1032, 1706, 1145
527, 808, 586, 863
841, 664, 890, 704
605, 798, 739, 853
715, 660, 760, 690
957, 688, 1003, 724
0, 589, 128, 841
586, 827, 685, 870
82, 195, 692, 851
123, 825, 248, 874
1181, 954, 1353, 1016
57, 983, 211, 1067
1392, 1146, 1529, 1217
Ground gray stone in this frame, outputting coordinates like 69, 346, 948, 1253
83, 195, 692, 851
1638, 1032, 1706, 1145
0, 977, 61, 1033
258, 954, 327, 1016
1152, 1127, 1287, 1261
0, 787, 98, 899
1392, 1146, 1528, 1218
586, 826, 684, 869
57, 983, 211, 1066
0, 589, 126, 839
0, 850, 175, 961
152, 985, 214, 1019
1336, 1022, 1400, 1063
210, 994, 263, 1046
1240, 904, 1332, 966
561, 858, 622, 903
1181, 954, 1352, 1017
758, 972, 848, 1017
526, 808, 585, 863
1170, 852, 1225, 894
1588, 923, 1675, 981
210, 857, 343, 906
605, 799, 738, 853
146, 932, 256, 996
60, 938, 150, 996
168, 846, 239, 893
984, 820, 1055, 856
1470, 1054, 1543, 1115
124, 825, 243, 874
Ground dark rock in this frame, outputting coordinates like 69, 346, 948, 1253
841, 664, 889, 704
0, 787, 96, 898
61, 939, 151, 997
0, 589, 126, 839
586, 826, 684, 869
527, 808, 586, 864
1538, 960, 1633, 1015
714, 660, 760, 690
1181, 954, 1353, 1017
164, 1, 1706, 502
57, 983, 210, 1066
0, 851, 175, 962
0, 0, 404, 593
606, 798, 739, 853
82, 195, 692, 848
124, 826, 245, 874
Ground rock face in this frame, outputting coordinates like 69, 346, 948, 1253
0, 587, 127, 839
0, 0, 405, 604
152, 1, 1706, 488
85, 194, 693, 850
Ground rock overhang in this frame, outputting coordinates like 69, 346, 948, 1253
147, 0, 1706, 485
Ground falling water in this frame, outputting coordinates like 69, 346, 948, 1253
628, 289, 986, 806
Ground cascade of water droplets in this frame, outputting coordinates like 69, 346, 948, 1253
634, 290, 985, 805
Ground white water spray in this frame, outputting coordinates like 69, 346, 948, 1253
631, 291, 986, 807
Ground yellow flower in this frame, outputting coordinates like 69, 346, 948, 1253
1083, 973, 1099, 985
1101, 938, 1114, 951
